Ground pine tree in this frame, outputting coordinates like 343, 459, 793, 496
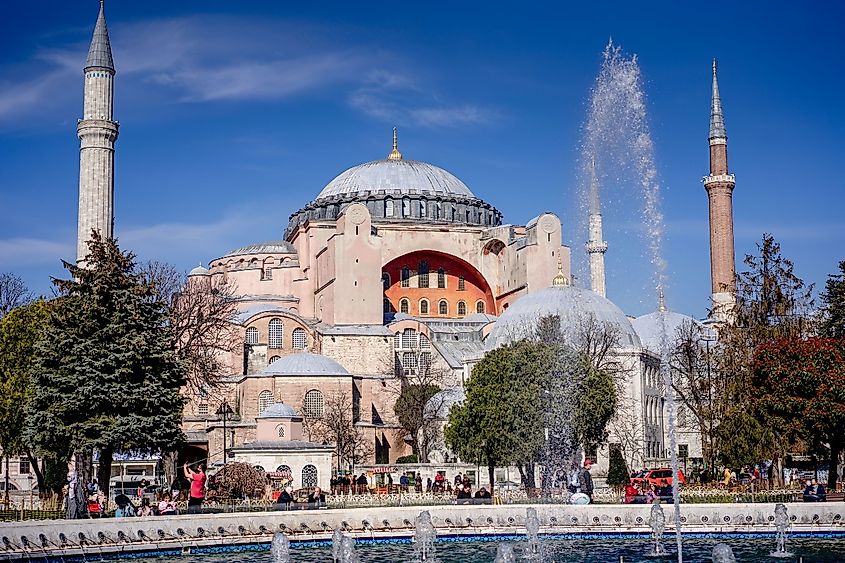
820, 261, 845, 339
26, 233, 186, 517
605, 447, 630, 491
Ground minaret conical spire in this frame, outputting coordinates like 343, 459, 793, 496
709, 59, 725, 141
85, 0, 114, 71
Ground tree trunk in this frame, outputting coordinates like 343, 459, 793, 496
25, 450, 46, 496
829, 440, 842, 490
162, 450, 178, 492
488, 462, 495, 490
3, 455, 9, 508
97, 447, 113, 498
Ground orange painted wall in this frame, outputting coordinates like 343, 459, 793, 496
383, 251, 494, 318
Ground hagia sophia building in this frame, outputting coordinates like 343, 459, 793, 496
60, 3, 739, 491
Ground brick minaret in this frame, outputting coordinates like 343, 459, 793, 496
703, 59, 736, 319
77, 0, 118, 262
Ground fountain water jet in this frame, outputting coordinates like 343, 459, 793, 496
414, 510, 438, 562
340, 535, 360, 563
770, 503, 793, 558
711, 543, 736, 562
648, 501, 667, 557
524, 507, 543, 560
580, 39, 684, 562
493, 543, 516, 563
270, 533, 291, 563
331, 528, 343, 562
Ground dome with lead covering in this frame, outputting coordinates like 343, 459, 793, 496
316, 159, 475, 201
424, 387, 466, 420
632, 310, 715, 354
260, 352, 349, 377
488, 286, 642, 349
257, 403, 299, 419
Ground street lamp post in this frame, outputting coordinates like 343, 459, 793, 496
216, 401, 234, 468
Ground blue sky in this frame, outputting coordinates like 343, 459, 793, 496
1, 0, 843, 319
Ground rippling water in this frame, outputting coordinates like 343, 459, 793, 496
132, 536, 845, 562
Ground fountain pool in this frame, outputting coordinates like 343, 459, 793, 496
121, 534, 845, 562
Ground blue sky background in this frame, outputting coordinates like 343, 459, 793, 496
1, 0, 843, 319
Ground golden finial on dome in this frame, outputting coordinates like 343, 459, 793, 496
387, 127, 403, 160
552, 251, 569, 287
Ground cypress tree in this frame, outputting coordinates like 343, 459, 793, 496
27, 233, 185, 517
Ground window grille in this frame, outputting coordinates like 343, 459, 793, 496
277, 425, 286, 438
269, 355, 281, 363
458, 276, 466, 291
439, 300, 448, 315
304, 389, 324, 418
292, 328, 307, 349
258, 390, 273, 414
18, 456, 30, 474
385, 200, 394, 217
401, 328, 417, 348
301, 465, 318, 488
394, 332, 402, 349
399, 298, 409, 314
419, 334, 431, 349
245, 326, 259, 345
268, 319, 283, 348
419, 299, 429, 315
382, 272, 390, 290
402, 198, 410, 217
197, 403, 209, 416
457, 301, 466, 316
400, 267, 410, 288
476, 300, 485, 314
437, 268, 446, 288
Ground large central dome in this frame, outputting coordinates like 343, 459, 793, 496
316, 159, 475, 201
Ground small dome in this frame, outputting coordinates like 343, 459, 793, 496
188, 265, 209, 276
316, 159, 475, 201
258, 402, 299, 419
261, 352, 349, 377
488, 286, 642, 349
225, 240, 296, 257
424, 387, 465, 420
632, 310, 715, 354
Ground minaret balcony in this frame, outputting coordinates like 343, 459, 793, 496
702, 173, 735, 187
586, 241, 608, 253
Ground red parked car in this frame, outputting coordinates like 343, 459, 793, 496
631, 468, 686, 487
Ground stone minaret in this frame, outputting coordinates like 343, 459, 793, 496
77, 0, 118, 262
585, 159, 608, 297
703, 59, 736, 319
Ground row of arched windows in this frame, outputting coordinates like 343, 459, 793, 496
390, 267, 458, 290
245, 320, 308, 350
394, 298, 485, 316
266, 464, 317, 488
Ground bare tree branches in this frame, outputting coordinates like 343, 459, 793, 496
142, 261, 240, 393
303, 388, 373, 471
0, 273, 32, 319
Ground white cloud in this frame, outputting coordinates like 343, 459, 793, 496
0, 237, 74, 267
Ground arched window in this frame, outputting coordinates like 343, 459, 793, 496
384, 298, 392, 314
301, 464, 318, 488
258, 390, 273, 414
292, 328, 307, 350
268, 319, 283, 348
245, 326, 259, 345
458, 276, 466, 291
303, 389, 324, 418
276, 464, 292, 479
385, 199, 394, 217
419, 334, 430, 349
418, 261, 429, 288
269, 355, 281, 364
394, 332, 402, 349
476, 300, 485, 314
438, 300, 448, 315
457, 301, 467, 316
402, 351, 418, 373
419, 299, 429, 315
437, 268, 446, 288
277, 425, 286, 438
401, 328, 417, 348
435, 202, 442, 220
402, 198, 410, 217
400, 267, 410, 288
419, 201, 427, 217
399, 298, 410, 314
382, 272, 391, 290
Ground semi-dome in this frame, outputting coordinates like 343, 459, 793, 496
260, 352, 349, 377
316, 159, 475, 201
224, 240, 296, 257
632, 309, 715, 354
488, 286, 642, 349
424, 387, 465, 420
257, 402, 299, 419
